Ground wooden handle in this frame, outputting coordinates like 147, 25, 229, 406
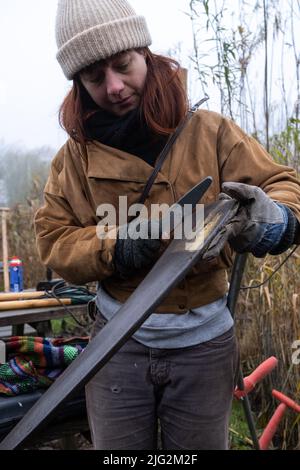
0, 298, 72, 311
0, 292, 45, 301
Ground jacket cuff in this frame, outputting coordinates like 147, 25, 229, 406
269, 205, 298, 255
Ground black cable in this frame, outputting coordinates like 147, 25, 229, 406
240, 245, 299, 291
44, 281, 96, 328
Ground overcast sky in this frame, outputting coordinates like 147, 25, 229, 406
1, 1, 298, 153
0, 0, 194, 151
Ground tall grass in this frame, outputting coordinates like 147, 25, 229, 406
236, 253, 300, 449
0, 146, 51, 289
0, 200, 46, 291
189, 0, 300, 449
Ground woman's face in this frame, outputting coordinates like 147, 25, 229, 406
80, 50, 148, 116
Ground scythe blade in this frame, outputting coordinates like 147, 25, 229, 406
0, 198, 239, 450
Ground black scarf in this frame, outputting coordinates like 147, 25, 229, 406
85, 108, 168, 167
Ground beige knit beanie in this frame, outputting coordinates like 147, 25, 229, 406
56, 0, 152, 80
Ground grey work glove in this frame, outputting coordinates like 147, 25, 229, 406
114, 218, 161, 278
203, 182, 284, 259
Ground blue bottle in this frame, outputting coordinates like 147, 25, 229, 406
9, 257, 24, 292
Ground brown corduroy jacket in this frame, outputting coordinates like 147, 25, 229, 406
35, 110, 300, 313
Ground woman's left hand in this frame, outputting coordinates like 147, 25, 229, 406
220, 182, 285, 253
203, 182, 286, 259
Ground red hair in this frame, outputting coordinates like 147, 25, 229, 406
59, 48, 188, 146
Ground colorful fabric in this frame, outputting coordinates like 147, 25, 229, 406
0, 336, 88, 396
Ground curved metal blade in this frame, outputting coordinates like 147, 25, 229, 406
0, 198, 239, 450
159, 176, 213, 235
176, 177, 213, 207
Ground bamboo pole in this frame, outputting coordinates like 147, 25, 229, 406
0, 291, 45, 301
0, 298, 72, 311
1, 208, 10, 293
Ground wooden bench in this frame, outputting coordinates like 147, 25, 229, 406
0, 304, 88, 336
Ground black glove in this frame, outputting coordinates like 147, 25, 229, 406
114, 218, 161, 277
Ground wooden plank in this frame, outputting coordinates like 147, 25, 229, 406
0, 305, 88, 327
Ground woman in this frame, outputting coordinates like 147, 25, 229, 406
35, 0, 300, 450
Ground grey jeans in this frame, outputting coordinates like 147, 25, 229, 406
85, 312, 239, 450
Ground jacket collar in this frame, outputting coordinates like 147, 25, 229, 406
83, 113, 197, 186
